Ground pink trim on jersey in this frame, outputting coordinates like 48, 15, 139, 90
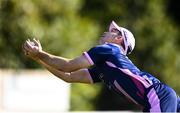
118, 69, 151, 88
106, 61, 116, 68
114, 80, 138, 105
147, 88, 161, 112
106, 61, 151, 88
85, 69, 94, 84
83, 52, 94, 65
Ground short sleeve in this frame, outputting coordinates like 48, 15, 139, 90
83, 44, 113, 65
88, 66, 101, 83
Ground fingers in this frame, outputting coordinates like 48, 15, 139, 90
32, 38, 40, 46
22, 43, 32, 57
23, 38, 41, 55
24, 40, 32, 52
23, 41, 31, 55
33, 38, 42, 51
23, 39, 35, 56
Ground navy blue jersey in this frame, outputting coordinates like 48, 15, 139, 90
83, 43, 160, 106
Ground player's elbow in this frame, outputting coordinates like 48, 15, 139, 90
62, 72, 74, 83
64, 78, 77, 83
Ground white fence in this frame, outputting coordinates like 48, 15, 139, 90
0, 69, 70, 113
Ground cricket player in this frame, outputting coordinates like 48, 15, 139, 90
23, 21, 180, 112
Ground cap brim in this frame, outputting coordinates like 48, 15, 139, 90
109, 21, 122, 32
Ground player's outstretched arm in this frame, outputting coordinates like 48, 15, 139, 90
37, 51, 91, 72
22, 39, 92, 84
37, 59, 92, 84
23, 39, 92, 72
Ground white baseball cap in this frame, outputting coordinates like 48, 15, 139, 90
109, 21, 135, 55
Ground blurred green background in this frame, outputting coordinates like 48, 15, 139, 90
0, 0, 180, 111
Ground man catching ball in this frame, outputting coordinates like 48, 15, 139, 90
23, 21, 180, 112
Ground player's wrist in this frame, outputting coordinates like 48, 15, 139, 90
36, 50, 47, 60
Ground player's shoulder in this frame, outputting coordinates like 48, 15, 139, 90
96, 43, 120, 49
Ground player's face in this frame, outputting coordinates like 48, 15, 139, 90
99, 29, 122, 44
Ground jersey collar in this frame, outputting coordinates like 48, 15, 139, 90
108, 43, 126, 55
